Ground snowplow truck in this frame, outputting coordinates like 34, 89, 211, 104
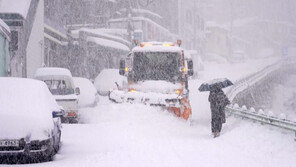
109, 41, 194, 120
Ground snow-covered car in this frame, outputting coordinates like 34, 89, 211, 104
229, 50, 248, 63
34, 67, 80, 123
73, 77, 99, 108
94, 69, 127, 96
0, 78, 63, 163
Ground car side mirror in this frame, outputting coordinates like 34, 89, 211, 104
187, 60, 194, 76
52, 110, 65, 118
75, 87, 80, 95
119, 59, 125, 76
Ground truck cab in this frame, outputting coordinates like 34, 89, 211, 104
110, 41, 193, 120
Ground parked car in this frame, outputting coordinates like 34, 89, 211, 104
34, 67, 80, 123
0, 78, 63, 163
229, 50, 248, 63
73, 77, 99, 108
94, 69, 127, 96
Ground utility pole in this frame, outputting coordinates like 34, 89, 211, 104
126, 0, 133, 46
228, 0, 234, 61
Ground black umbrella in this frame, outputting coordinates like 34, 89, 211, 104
198, 78, 233, 92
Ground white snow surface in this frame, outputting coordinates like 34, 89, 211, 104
94, 69, 127, 95
5, 57, 296, 167
0, 0, 31, 18
0, 78, 58, 140
73, 77, 97, 108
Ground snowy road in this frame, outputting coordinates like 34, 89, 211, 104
3, 58, 296, 167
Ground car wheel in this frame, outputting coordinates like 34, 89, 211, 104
69, 118, 78, 124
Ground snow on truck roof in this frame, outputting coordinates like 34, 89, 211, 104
35, 67, 73, 78
132, 42, 183, 53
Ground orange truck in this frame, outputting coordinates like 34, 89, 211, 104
109, 41, 193, 120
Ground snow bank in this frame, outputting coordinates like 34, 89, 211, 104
0, 78, 59, 140
94, 69, 127, 95
73, 77, 97, 107
0, 0, 31, 18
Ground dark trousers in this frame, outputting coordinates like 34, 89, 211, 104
211, 116, 222, 133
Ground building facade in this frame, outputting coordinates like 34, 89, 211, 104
0, 0, 44, 78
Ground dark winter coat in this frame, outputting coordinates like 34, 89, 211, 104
208, 88, 230, 123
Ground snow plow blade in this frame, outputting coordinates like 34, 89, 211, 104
109, 90, 192, 120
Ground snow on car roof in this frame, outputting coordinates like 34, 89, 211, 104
0, 0, 31, 18
35, 67, 73, 78
0, 77, 59, 140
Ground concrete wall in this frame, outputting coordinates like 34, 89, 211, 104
26, 0, 44, 78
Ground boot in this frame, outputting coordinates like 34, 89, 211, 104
213, 132, 220, 138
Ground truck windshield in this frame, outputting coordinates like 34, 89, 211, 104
133, 52, 181, 81
44, 80, 74, 95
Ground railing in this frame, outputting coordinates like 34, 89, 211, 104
225, 60, 296, 140
226, 105, 296, 140
226, 61, 282, 101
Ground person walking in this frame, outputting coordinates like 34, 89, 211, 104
208, 86, 230, 138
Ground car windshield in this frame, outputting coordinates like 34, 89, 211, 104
133, 52, 181, 81
44, 80, 74, 95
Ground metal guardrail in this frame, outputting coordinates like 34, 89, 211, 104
226, 62, 282, 101
225, 61, 296, 140
226, 106, 296, 133
226, 105, 296, 140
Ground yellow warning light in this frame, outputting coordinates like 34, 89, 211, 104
175, 89, 182, 95
129, 89, 136, 93
140, 43, 153, 47
125, 67, 129, 72
183, 67, 187, 73
162, 43, 175, 47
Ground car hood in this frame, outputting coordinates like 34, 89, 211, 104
0, 114, 53, 140
0, 78, 58, 141
129, 80, 182, 94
